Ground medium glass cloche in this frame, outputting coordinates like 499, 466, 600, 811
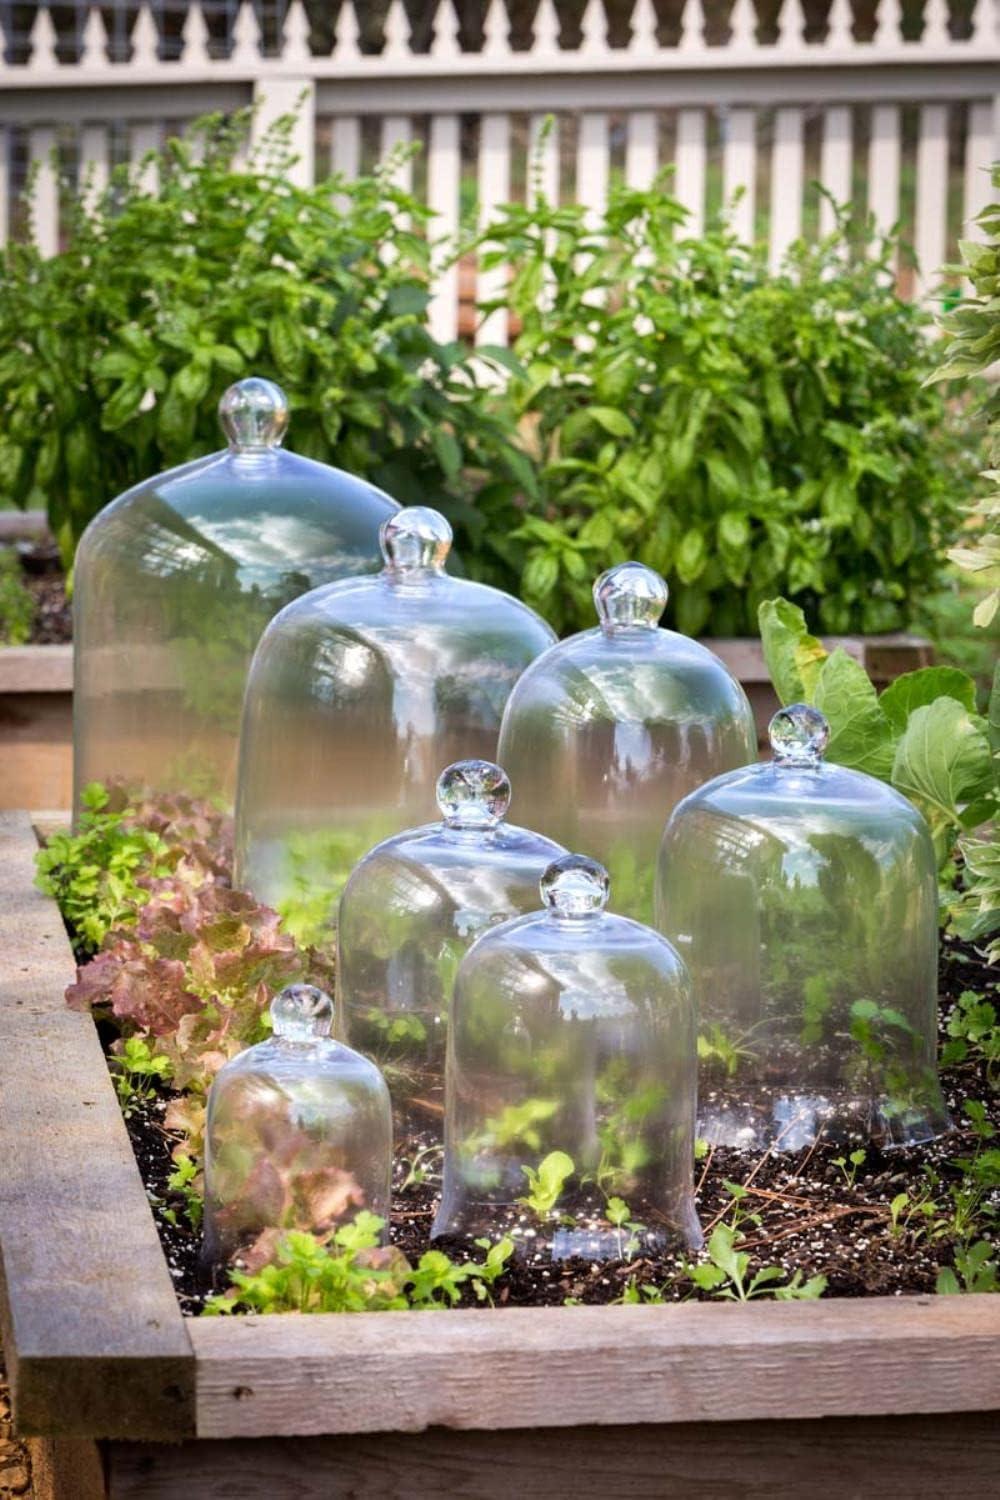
202, 984, 392, 1272
73, 378, 398, 808
655, 704, 951, 1152
337, 759, 566, 1149
433, 854, 702, 1260
497, 562, 757, 924
235, 507, 556, 937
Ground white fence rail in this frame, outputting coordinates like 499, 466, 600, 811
1, 0, 998, 340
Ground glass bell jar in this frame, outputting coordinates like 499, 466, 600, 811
337, 759, 566, 1150
73, 377, 398, 809
497, 562, 757, 925
235, 507, 557, 937
432, 854, 702, 1260
656, 704, 950, 1153
202, 984, 392, 1272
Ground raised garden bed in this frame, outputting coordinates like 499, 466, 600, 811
2, 810, 999, 1498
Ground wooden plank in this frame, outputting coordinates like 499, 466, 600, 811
0, 696, 72, 812
105, 1411, 1000, 1498
191, 1293, 1000, 1440
0, 645, 73, 695
0, 812, 194, 1440
28, 1437, 107, 1500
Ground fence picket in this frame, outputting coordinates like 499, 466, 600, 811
27, 6, 58, 70
868, 102, 901, 237
964, 99, 998, 239
477, 112, 511, 345
0, 129, 8, 248
577, 112, 610, 222
723, 107, 756, 243
80, 7, 110, 69
674, 108, 707, 235
427, 113, 461, 342
769, 105, 804, 270
819, 105, 852, 235
180, 3, 211, 65
625, 110, 659, 189
28, 126, 59, 256
915, 102, 949, 296
79, 124, 110, 210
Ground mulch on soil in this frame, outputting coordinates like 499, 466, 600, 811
124, 930, 999, 1315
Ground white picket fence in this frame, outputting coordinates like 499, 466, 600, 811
1, 0, 998, 342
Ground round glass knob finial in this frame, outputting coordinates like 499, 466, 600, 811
541, 853, 611, 918
380, 506, 452, 574
769, 703, 830, 767
437, 759, 511, 830
270, 983, 334, 1042
594, 562, 668, 631
218, 377, 289, 451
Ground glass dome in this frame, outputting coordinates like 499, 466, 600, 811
234, 507, 557, 938
73, 377, 398, 809
432, 854, 702, 1260
202, 984, 392, 1272
497, 562, 757, 924
337, 759, 566, 1150
656, 704, 950, 1152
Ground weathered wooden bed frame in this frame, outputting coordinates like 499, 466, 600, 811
1, 809, 998, 1498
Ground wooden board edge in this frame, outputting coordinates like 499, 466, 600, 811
0, 811, 196, 1442
0, 645, 73, 695
190, 1292, 1000, 1440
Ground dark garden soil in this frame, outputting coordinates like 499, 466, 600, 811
17, 541, 72, 645
121, 930, 999, 1315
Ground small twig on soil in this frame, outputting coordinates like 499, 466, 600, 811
694, 1144, 714, 1197
740, 1203, 889, 1253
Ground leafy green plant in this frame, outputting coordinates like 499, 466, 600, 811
942, 989, 1000, 1087
684, 1224, 827, 1302
759, 597, 998, 867
165, 1154, 204, 1231
0, 112, 522, 561
936, 1240, 999, 1295
468, 185, 968, 635
931, 168, 1000, 631
519, 1149, 574, 1217
110, 1035, 171, 1115
465, 1098, 559, 1156
832, 1149, 867, 1189
36, 783, 174, 954
604, 1196, 646, 1259
0, 546, 33, 645
206, 1214, 514, 1315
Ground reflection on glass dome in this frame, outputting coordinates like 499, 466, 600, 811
433, 854, 702, 1260
656, 705, 951, 1152
202, 984, 392, 1272
235, 508, 557, 938
337, 760, 566, 1150
73, 378, 398, 808
497, 562, 757, 924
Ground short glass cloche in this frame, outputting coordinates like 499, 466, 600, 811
235, 507, 556, 937
656, 704, 951, 1151
497, 562, 756, 923
73, 378, 398, 808
202, 984, 392, 1272
337, 759, 566, 1148
433, 854, 702, 1259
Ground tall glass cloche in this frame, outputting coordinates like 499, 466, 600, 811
235, 507, 556, 937
497, 562, 756, 924
337, 759, 566, 1148
73, 378, 398, 809
433, 854, 702, 1260
202, 984, 392, 1273
656, 705, 950, 1152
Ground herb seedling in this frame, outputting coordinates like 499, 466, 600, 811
111, 1035, 171, 1115
519, 1150, 574, 1218
832, 1149, 867, 1189
684, 1224, 827, 1303
397, 1144, 444, 1193
605, 1196, 646, 1260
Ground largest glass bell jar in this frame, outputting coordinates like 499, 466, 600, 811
656, 704, 950, 1152
235, 506, 556, 938
73, 378, 398, 809
497, 562, 757, 923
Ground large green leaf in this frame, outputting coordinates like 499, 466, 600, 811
758, 598, 827, 705
813, 649, 896, 780
892, 698, 995, 838
879, 666, 977, 734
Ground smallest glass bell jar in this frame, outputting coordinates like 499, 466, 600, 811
656, 704, 951, 1152
202, 984, 392, 1272
337, 760, 566, 1150
433, 854, 702, 1260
